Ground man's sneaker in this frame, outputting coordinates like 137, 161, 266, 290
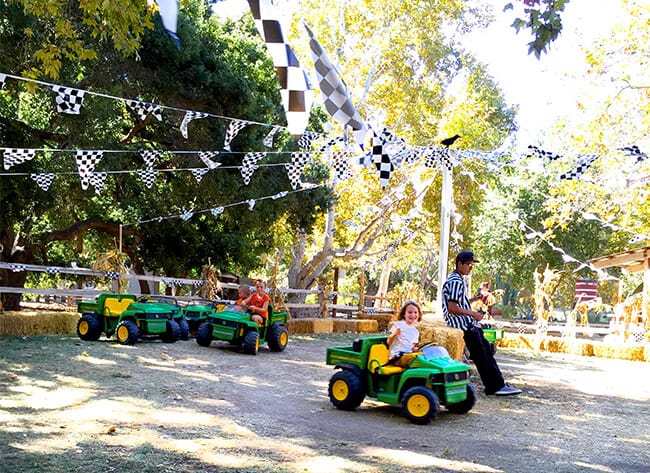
494, 384, 522, 396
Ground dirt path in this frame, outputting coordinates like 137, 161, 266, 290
1, 333, 649, 472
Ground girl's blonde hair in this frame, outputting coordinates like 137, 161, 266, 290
398, 300, 422, 321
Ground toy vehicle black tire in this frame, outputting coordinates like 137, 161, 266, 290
178, 317, 190, 340
243, 330, 259, 355
116, 320, 140, 345
267, 323, 289, 352
328, 370, 365, 411
401, 386, 439, 424
445, 383, 477, 414
77, 313, 102, 341
196, 322, 213, 347
161, 320, 181, 343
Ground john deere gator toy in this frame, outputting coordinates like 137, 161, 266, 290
326, 336, 476, 424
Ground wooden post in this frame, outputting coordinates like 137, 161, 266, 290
331, 267, 339, 318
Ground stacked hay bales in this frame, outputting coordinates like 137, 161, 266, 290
332, 319, 378, 333
0, 311, 78, 336
417, 318, 465, 362
286, 318, 334, 334
360, 313, 395, 332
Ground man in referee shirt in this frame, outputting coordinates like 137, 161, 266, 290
442, 250, 521, 396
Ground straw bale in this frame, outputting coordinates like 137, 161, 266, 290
0, 311, 78, 336
592, 343, 645, 361
286, 318, 333, 334
333, 319, 379, 333
417, 321, 465, 361
360, 313, 395, 332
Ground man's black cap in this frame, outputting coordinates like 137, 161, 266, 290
456, 250, 479, 264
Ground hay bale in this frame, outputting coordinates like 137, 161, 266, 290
0, 311, 78, 336
417, 320, 465, 361
286, 318, 333, 334
333, 319, 378, 333
592, 342, 645, 361
361, 313, 395, 332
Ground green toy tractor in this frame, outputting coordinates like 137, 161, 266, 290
195, 303, 289, 355
182, 299, 224, 336
136, 295, 190, 340
326, 336, 476, 424
76, 293, 184, 345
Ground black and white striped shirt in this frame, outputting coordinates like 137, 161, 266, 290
442, 270, 478, 331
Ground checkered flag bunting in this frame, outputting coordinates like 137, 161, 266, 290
246, 199, 256, 211
319, 134, 345, 154
137, 168, 158, 188
198, 151, 221, 170
52, 86, 85, 114
211, 207, 224, 217
284, 152, 309, 189
140, 150, 161, 168
126, 99, 163, 122
223, 120, 249, 151
45, 267, 60, 275
0, 73, 6, 89
180, 111, 209, 139
332, 151, 353, 182
303, 22, 367, 147
190, 167, 210, 183
75, 150, 104, 190
181, 209, 194, 221
10, 264, 27, 272
371, 129, 395, 189
560, 154, 599, 180
527, 145, 561, 161
263, 126, 281, 147
3, 148, 36, 170
619, 145, 648, 164
88, 171, 108, 194
248, 0, 314, 137
239, 152, 266, 185
31, 173, 55, 191
297, 131, 318, 150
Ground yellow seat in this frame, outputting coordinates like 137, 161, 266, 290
103, 298, 134, 317
367, 343, 405, 375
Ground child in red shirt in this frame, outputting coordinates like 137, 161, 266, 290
242, 279, 270, 326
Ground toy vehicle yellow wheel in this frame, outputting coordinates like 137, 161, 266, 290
402, 386, 439, 424
115, 320, 140, 345
328, 370, 365, 411
243, 330, 259, 355
268, 323, 289, 352
76, 314, 101, 341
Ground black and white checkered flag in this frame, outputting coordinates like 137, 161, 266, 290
527, 145, 561, 161
137, 168, 158, 188
211, 207, 224, 217
248, 0, 314, 137
3, 148, 36, 170
319, 134, 345, 154
303, 22, 367, 147
31, 173, 55, 191
126, 99, 163, 122
297, 131, 318, 150
180, 111, 209, 139
190, 168, 210, 183
619, 145, 648, 164
0, 73, 6, 89
198, 151, 221, 170
181, 209, 194, 221
560, 154, 599, 180
239, 152, 266, 185
10, 264, 27, 272
332, 151, 353, 182
45, 266, 60, 275
75, 150, 104, 190
371, 129, 395, 189
284, 152, 309, 189
140, 150, 161, 169
263, 126, 281, 147
52, 86, 85, 114
223, 120, 248, 151
88, 171, 108, 194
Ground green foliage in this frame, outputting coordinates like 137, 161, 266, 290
505, 0, 569, 59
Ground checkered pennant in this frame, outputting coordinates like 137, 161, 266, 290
180, 209, 194, 221
190, 168, 210, 183
211, 207, 224, 217
297, 131, 318, 150
105, 271, 121, 280
619, 145, 648, 164
45, 267, 61, 275
126, 99, 163, 122
223, 120, 248, 151
240, 164, 259, 185
527, 145, 561, 161
9, 264, 27, 272
3, 148, 36, 170
303, 22, 367, 147
88, 171, 108, 194
0, 73, 6, 89
52, 86, 85, 114
271, 191, 288, 199
371, 130, 394, 189
137, 168, 158, 188
560, 154, 599, 180
75, 150, 104, 190
246, 199, 256, 211
332, 151, 353, 182
318, 134, 345, 154
140, 150, 161, 168
31, 173, 55, 191
263, 126, 281, 147
248, 0, 314, 137
239, 152, 266, 185
198, 151, 221, 169
284, 163, 303, 189
180, 111, 209, 139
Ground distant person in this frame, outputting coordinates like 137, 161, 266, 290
242, 279, 270, 326
235, 285, 251, 306
443, 250, 521, 396
387, 300, 422, 367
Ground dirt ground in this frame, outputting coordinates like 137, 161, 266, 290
1, 332, 649, 473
